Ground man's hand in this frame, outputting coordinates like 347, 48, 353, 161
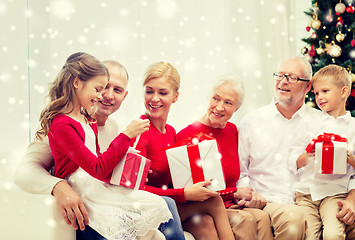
233, 186, 253, 201
52, 181, 89, 231
337, 199, 355, 225
236, 190, 267, 209
184, 180, 219, 201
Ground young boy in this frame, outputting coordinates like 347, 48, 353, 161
288, 64, 355, 239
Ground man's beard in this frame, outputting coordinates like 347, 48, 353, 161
275, 93, 292, 106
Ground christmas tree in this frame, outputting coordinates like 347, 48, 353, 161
301, 0, 355, 116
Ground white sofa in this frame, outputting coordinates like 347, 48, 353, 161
0, 181, 195, 240
0, 181, 75, 240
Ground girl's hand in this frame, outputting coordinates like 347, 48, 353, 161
184, 180, 218, 201
122, 119, 150, 139
233, 186, 253, 201
145, 170, 153, 183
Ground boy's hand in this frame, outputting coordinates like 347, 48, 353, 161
122, 119, 150, 139
297, 152, 315, 169
347, 151, 355, 169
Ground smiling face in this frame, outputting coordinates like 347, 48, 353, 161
144, 77, 178, 121
95, 64, 128, 119
313, 78, 347, 117
275, 59, 311, 107
74, 75, 108, 113
204, 82, 240, 128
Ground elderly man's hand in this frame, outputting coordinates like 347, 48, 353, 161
233, 186, 253, 201
52, 181, 89, 231
236, 191, 267, 209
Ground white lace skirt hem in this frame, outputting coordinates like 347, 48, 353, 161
67, 168, 172, 240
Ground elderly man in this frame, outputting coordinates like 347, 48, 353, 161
237, 57, 355, 239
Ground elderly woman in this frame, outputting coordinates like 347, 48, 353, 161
177, 74, 273, 240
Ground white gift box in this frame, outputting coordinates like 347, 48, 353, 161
110, 150, 151, 190
314, 141, 347, 175
166, 139, 226, 191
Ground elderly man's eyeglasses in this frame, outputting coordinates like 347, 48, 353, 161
273, 72, 309, 83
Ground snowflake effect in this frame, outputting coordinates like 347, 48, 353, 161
1, 1, 313, 238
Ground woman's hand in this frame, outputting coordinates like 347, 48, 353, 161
233, 186, 253, 201
184, 180, 219, 201
122, 119, 150, 139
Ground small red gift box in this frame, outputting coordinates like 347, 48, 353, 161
110, 152, 151, 190
306, 133, 347, 175
166, 133, 226, 191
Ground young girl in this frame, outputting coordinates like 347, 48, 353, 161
35, 52, 171, 240
130, 61, 234, 240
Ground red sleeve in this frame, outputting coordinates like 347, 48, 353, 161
219, 187, 237, 202
50, 116, 131, 182
144, 185, 186, 203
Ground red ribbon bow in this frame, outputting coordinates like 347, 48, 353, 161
167, 132, 215, 150
306, 133, 347, 153
305, 133, 347, 174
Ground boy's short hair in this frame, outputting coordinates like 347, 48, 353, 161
312, 64, 351, 97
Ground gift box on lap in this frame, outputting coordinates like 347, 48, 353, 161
306, 133, 347, 175
166, 133, 226, 192
110, 152, 151, 190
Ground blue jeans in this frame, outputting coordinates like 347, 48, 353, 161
76, 225, 107, 240
76, 196, 185, 240
160, 196, 186, 240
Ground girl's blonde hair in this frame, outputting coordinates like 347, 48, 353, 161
143, 61, 180, 92
312, 64, 351, 97
35, 52, 109, 140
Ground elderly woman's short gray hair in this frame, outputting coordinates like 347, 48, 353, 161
212, 74, 245, 107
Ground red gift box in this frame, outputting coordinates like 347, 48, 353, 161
166, 133, 226, 191
110, 152, 151, 190
306, 133, 347, 174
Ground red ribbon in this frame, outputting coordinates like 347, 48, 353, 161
119, 153, 151, 190
336, 13, 344, 25
305, 133, 347, 174
309, 43, 316, 57
187, 144, 205, 184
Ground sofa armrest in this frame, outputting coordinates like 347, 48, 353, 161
0, 181, 75, 240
